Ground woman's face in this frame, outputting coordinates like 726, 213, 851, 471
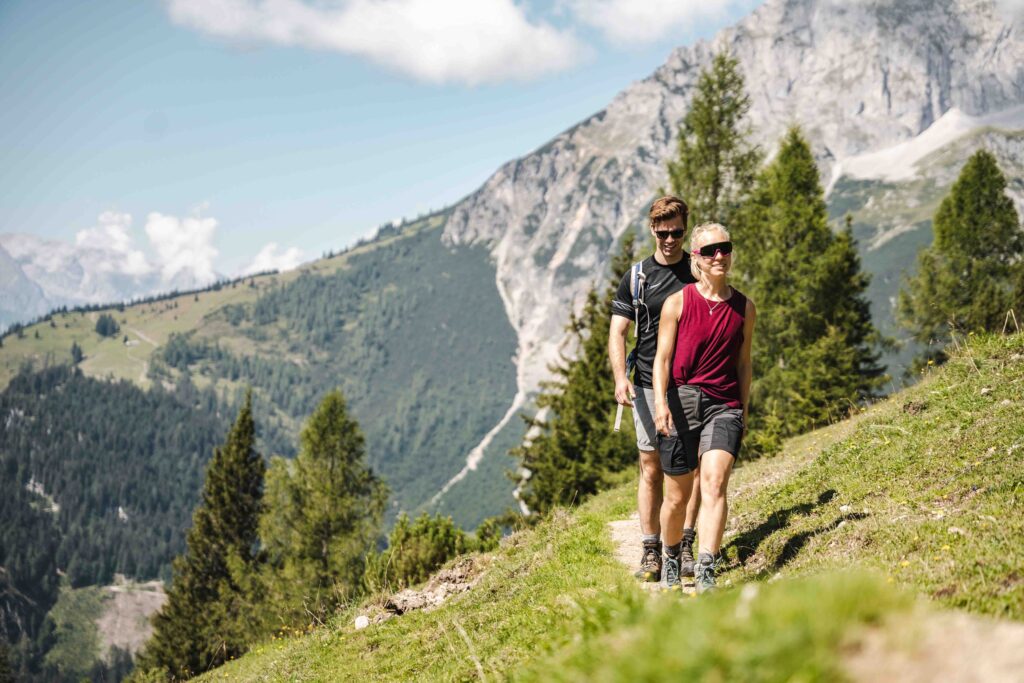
694, 229, 731, 277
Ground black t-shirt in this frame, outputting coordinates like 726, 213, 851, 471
610, 254, 697, 388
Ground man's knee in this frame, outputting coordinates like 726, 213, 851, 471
638, 452, 663, 486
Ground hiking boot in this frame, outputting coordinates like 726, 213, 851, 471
634, 542, 662, 582
680, 531, 696, 578
663, 554, 681, 590
694, 553, 718, 594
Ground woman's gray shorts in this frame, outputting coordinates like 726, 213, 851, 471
657, 385, 743, 476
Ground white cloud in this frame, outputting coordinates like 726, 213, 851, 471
243, 242, 305, 275
567, 0, 751, 45
74, 211, 152, 277
995, 0, 1024, 19
165, 0, 586, 85
144, 211, 219, 285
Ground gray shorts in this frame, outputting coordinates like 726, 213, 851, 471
631, 387, 669, 452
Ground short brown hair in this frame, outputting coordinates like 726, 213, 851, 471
649, 196, 688, 228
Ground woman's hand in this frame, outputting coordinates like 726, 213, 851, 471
654, 401, 674, 436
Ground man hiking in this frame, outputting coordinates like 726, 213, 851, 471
609, 196, 701, 583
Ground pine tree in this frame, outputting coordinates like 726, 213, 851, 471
742, 128, 885, 455
70, 341, 83, 365
513, 233, 637, 515
667, 50, 761, 228
897, 150, 1024, 357
135, 392, 265, 680
258, 390, 386, 624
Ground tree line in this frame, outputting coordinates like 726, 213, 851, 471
131, 390, 497, 681
515, 51, 1023, 515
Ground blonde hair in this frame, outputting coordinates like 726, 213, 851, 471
689, 222, 732, 280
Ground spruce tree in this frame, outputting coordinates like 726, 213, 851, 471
742, 128, 885, 455
136, 392, 265, 680
258, 390, 386, 624
513, 233, 637, 515
667, 51, 761, 228
897, 150, 1023, 356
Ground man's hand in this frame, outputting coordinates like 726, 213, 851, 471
614, 378, 635, 407
654, 401, 674, 436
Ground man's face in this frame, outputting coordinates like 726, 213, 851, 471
650, 215, 686, 260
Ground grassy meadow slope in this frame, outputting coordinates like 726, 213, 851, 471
205, 333, 1023, 681
0, 213, 521, 527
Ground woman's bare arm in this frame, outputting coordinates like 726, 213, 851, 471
653, 291, 683, 434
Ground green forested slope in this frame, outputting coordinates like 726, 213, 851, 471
150, 218, 519, 525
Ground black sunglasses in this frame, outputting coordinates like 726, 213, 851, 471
693, 241, 733, 258
653, 228, 686, 240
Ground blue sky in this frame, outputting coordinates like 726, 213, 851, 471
0, 0, 761, 277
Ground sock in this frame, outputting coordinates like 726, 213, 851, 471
641, 533, 660, 546
697, 551, 714, 565
664, 542, 681, 558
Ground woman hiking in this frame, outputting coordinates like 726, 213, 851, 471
652, 222, 755, 592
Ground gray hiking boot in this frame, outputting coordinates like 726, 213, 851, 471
663, 554, 681, 590
634, 542, 662, 582
694, 552, 718, 594
680, 530, 696, 578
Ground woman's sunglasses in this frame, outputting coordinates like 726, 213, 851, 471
653, 228, 686, 240
693, 241, 733, 258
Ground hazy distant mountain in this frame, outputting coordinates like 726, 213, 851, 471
0, 244, 48, 329
0, 232, 219, 324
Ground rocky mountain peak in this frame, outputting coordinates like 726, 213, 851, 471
443, 0, 1023, 398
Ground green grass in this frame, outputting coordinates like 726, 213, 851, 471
197, 333, 1023, 681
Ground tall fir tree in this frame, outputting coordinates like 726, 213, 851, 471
667, 51, 761, 228
258, 390, 386, 624
741, 128, 885, 455
513, 233, 637, 515
897, 149, 1024, 358
135, 391, 265, 680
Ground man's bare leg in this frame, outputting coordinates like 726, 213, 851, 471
638, 449, 663, 535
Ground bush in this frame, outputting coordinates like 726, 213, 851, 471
364, 512, 468, 592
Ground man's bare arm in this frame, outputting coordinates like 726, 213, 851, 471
609, 315, 635, 406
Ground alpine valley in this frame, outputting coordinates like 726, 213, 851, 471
1, 0, 1022, 673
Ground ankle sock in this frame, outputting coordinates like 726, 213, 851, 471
664, 542, 681, 558
697, 551, 714, 565
641, 533, 660, 545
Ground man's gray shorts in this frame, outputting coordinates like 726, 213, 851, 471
631, 387, 669, 452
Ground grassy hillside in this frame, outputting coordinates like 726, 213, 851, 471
0, 213, 521, 528
198, 332, 1024, 680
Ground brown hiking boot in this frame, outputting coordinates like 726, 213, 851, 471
634, 541, 662, 582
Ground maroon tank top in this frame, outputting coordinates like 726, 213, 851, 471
670, 284, 748, 408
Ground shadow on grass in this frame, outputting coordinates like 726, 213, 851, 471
725, 489, 838, 565
772, 512, 869, 570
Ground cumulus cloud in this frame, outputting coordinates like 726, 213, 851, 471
74, 211, 152, 276
165, 0, 586, 85
567, 0, 752, 45
144, 211, 219, 284
243, 242, 305, 275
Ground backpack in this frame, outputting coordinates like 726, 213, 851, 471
626, 260, 647, 373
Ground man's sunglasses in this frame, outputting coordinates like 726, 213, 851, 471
653, 228, 686, 240
693, 241, 733, 258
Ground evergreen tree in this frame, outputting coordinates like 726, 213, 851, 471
135, 392, 265, 680
897, 150, 1024, 358
742, 128, 885, 455
94, 314, 120, 338
70, 342, 83, 365
513, 233, 637, 515
258, 390, 386, 624
667, 51, 761, 227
